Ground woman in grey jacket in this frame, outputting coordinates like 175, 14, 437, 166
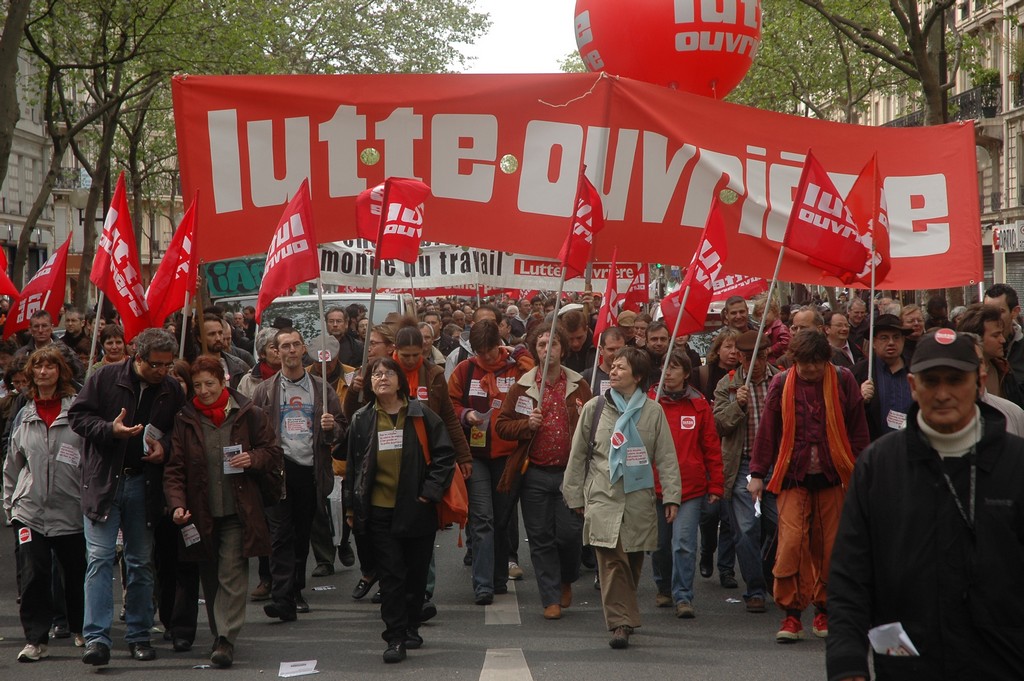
3, 347, 86, 662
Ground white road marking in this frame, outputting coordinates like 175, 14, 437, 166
485, 581, 521, 625
479, 648, 533, 681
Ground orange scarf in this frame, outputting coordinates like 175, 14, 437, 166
394, 351, 423, 395
768, 364, 855, 495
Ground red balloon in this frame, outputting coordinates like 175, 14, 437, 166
574, 0, 761, 98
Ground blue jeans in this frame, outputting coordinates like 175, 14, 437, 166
83, 474, 154, 647
670, 497, 703, 605
727, 459, 778, 600
468, 457, 512, 597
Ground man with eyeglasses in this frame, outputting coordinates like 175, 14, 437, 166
69, 329, 186, 666
828, 329, 1024, 680
251, 327, 345, 622
325, 306, 363, 368
852, 314, 914, 440
824, 311, 864, 370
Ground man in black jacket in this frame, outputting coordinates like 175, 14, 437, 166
827, 329, 1024, 680
68, 329, 185, 666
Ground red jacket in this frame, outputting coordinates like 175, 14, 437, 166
651, 385, 724, 502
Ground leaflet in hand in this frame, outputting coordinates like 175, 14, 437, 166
143, 424, 164, 454
868, 622, 920, 656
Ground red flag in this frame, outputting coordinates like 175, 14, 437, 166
0, 249, 20, 300
355, 182, 385, 242
711, 274, 769, 302
842, 155, 892, 286
91, 172, 151, 341
5, 235, 71, 339
621, 265, 648, 312
147, 191, 199, 327
660, 200, 729, 336
374, 178, 430, 263
783, 151, 870, 280
256, 178, 320, 323
557, 172, 604, 280
593, 248, 619, 340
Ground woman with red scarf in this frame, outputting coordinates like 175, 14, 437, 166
164, 355, 282, 668
4, 347, 86, 661
448, 319, 525, 604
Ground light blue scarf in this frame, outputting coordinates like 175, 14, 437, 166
607, 388, 655, 493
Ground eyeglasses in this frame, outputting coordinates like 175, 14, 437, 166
145, 360, 175, 370
371, 369, 398, 380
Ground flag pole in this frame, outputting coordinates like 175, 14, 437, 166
361, 259, 381, 368
867, 245, 877, 381
745, 245, 786, 390
539, 271, 567, 403
178, 292, 190, 359
590, 331, 603, 391
87, 291, 105, 370
655, 282, 693, 401
316, 276, 329, 408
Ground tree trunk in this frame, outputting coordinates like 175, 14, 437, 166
0, 0, 32, 191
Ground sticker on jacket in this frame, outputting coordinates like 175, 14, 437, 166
469, 380, 488, 398
18, 527, 31, 544
416, 386, 429, 401
56, 442, 81, 466
378, 429, 403, 450
497, 377, 515, 393
625, 447, 649, 466
515, 396, 534, 415
680, 416, 696, 430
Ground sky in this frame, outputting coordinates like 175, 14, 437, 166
461, 0, 579, 74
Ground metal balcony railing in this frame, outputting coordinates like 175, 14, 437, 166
883, 84, 1002, 127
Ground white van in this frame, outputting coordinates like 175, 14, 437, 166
216, 293, 415, 341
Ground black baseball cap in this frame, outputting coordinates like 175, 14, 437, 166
910, 328, 979, 373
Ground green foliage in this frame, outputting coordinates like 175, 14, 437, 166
560, 51, 586, 74
728, 0, 913, 122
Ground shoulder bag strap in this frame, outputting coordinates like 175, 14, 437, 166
414, 416, 431, 465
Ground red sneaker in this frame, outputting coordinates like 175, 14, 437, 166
776, 615, 804, 643
812, 612, 828, 638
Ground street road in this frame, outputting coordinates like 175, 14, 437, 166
0, 526, 829, 680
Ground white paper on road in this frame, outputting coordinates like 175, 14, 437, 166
868, 622, 920, 656
479, 648, 533, 681
279, 660, 320, 677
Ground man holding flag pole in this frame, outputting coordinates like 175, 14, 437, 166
250, 179, 345, 622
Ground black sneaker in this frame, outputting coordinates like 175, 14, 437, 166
338, 542, 355, 567
463, 549, 473, 566
699, 552, 714, 578
295, 592, 310, 613
383, 641, 406, 664
264, 601, 297, 621
82, 641, 110, 666
404, 629, 423, 649
421, 599, 437, 621
475, 592, 494, 606
720, 572, 739, 589
351, 576, 378, 600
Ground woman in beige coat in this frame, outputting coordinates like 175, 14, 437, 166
564, 346, 681, 649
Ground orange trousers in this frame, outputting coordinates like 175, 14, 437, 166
772, 485, 845, 613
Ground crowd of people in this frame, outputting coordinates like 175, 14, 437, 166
1, 284, 1023, 676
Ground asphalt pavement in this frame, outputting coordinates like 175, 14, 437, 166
0, 525, 830, 680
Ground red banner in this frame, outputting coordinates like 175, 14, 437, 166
6, 235, 71, 339
171, 73, 982, 289
711, 274, 769, 302
557, 172, 605, 280
376, 178, 430, 263
844, 155, 891, 287
355, 182, 384, 242
91, 173, 151, 341
0, 249, 20, 300
661, 200, 729, 336
147, 192, 199, 326
256, 179, 320, 322
621, 266, 648, 312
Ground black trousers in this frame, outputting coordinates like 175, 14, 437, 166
367, 507, 434, 644
264, 459, 317, 608
14, 522, 85, 644
154, 516, 201, 642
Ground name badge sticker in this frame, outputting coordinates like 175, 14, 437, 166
469, 379, 488, 398
886, 410, 907, 430
515, 396, 534, 416
625, 447, 649, 467
378, 429, 404, 450
284, 415, 310, 435
56, 442, 81, 466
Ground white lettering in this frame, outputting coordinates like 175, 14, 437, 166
518, 121, 584, 217
248, 117, 310, 208
431, 114, 497, 202
319, 105, 366, 197
376, 107, 423, 179
209, 110, 242, 213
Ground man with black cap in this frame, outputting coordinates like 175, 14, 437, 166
827, 328, 1024, 680
852, 314, 914, 440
